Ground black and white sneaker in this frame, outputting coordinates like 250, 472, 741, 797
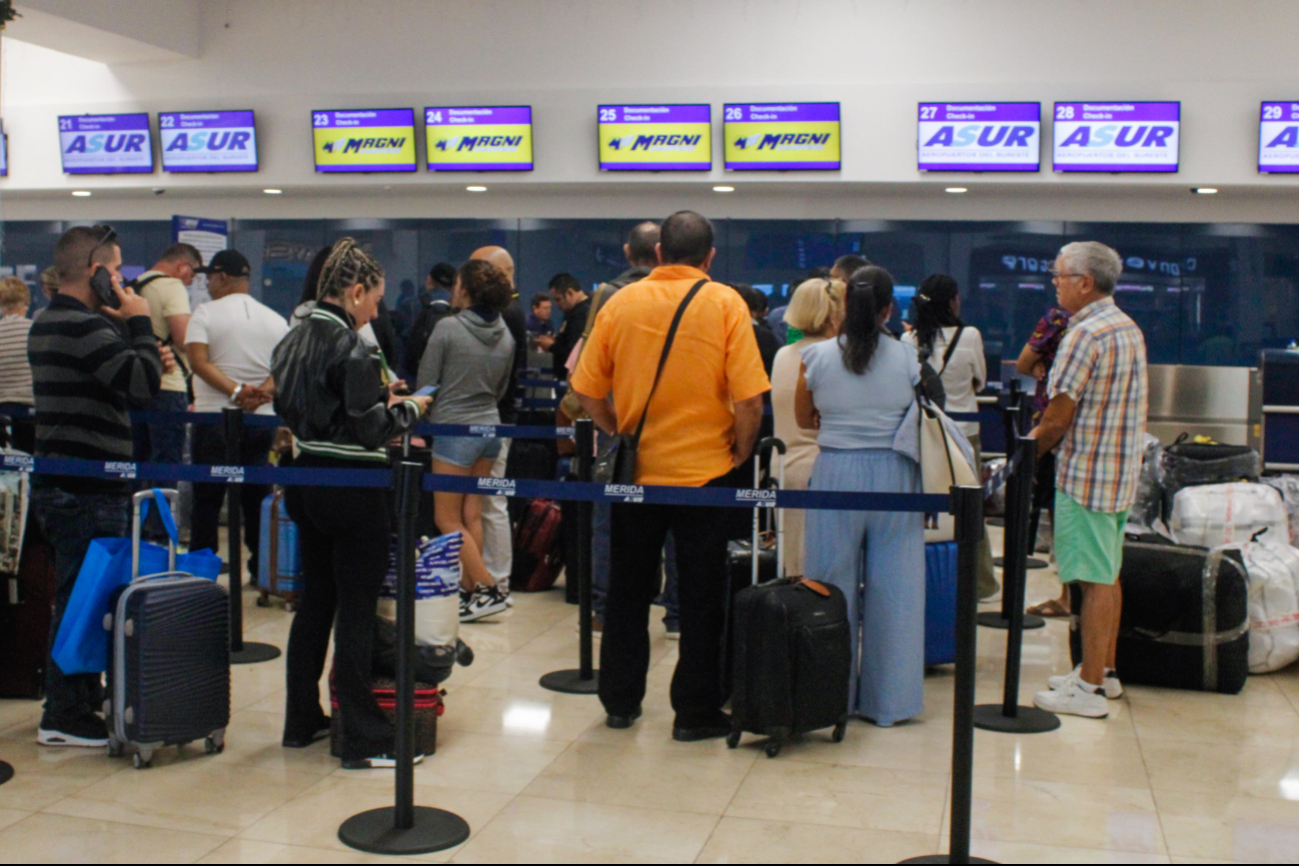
37, 713, 110, 748
341, 752, 425, 770
460, 586, 510, 622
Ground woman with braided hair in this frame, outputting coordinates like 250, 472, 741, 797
271, 237, 433, 769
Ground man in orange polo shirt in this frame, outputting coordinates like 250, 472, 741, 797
573, 210, 769, 741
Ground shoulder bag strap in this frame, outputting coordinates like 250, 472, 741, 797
630, 279, 706, 444
937, 325, 966, 375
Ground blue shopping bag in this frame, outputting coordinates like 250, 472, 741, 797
52, 489, 222, 675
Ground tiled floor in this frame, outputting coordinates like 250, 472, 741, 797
3, 527, 1299, 864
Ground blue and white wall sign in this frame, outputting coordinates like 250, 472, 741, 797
1052, 102, 1180, 173
1259, 102, 1299, 173
58, 114, 154, 175
917, 103, 1040, 172
160, 111, 258, 173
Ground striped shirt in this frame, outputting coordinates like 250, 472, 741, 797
29, 295, 163, 491
1048, 296, 1148, 513
0, 314, 34, 405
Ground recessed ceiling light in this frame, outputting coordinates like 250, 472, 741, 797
467, 185, 488, 192
263, 188, 282, 195
945, 187, 968, 194
713, 185, 735, 193
71, 190, 92, 197
1192, 187, 1219, 195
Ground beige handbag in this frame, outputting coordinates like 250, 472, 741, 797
917, 393, 978, 542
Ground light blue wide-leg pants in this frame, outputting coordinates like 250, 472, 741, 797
804, 448, 926, 726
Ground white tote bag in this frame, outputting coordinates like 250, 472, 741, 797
916, 396, 979, 542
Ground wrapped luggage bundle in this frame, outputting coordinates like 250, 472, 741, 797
1169, 482, 1289, 549
1127, 434, 1164, 534
1261, 475, 1299, 547
1160, 434, 1260, 511
1232, 536, 1299, 674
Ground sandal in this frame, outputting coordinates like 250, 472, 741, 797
1026, 598, 1070, 618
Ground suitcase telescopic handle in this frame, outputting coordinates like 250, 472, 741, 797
132, 489, 180, 580
131, 570, 194, 585
750, 438, 788, 585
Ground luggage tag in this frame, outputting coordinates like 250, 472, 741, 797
798, 579, 832, 598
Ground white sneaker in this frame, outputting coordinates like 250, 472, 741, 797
1034, 679, 1109, 718
460, 586, 509, 623
1048, 665, 1123, 699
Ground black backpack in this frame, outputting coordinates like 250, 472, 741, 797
916, 326, 965, 411
405, 299, 454, 376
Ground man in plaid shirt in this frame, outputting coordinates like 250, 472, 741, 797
1029, 241, 1148, 719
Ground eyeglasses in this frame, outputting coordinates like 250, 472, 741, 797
1050, 270, 1084, 281
86, 224, 117, 267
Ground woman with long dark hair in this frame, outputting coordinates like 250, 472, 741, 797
272, 238, 433, 769
794, 266, 926, 726
902, 274, 996, 599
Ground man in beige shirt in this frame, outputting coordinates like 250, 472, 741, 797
132, 243, 200, 501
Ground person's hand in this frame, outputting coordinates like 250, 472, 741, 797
393, 392, 433, 415
158, 345, 177, 374
273, 427, 295, 454
1032, 360, 1048, 380
102, 281, 151, 321
389, 380, 412, 398
535, 334, 555, 351
236, 385, 267, 412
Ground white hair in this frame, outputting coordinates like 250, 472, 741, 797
1058, 241, 1122, 295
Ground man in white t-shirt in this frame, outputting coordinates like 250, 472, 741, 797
185, 249, 290, 581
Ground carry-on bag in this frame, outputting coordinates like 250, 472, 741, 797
924, 541, 959, 667
104, 490, 230, 768
1160, 434, 1260, 515
727, 439, 852, 758
1169, 482, 1289, 549
378, 531, 462, 651
257, 490, 303, 610
0, 521, 55, 698
329, 669, 443, 758
510, 498, 565, 592
1069, 540, 1249, 694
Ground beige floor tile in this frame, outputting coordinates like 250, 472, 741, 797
231, 660, 292, 713
967, 776, 1164, 854
451, 795, 719, 864
348, 731, 567, 795
780, 717, 956, 775
1142, 737, 1299, 800
45, 759, 323, 836
437, 686, 607, 742
195, 837, 429, 864
1126, 681, 1299, 747
210, 709, 340, 775
520, 739, 756, 815
726, 759, 950, 835
963, 839, 1171, 863
972, 722, 1151, 788
0, 807, 32, 832
238, 775, 511, 863
694, 817, 939, 864
0, 812, 226, 863
1155, 788, 1299, 862
0, 736, 124, 811
457, 613, 560, 657
0, 699, 43, 737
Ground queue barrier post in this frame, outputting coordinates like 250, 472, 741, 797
973, 437, 1060, 735
223, 408, 281, 665
339, 457, 470, 855
0, 761, 12, 786
540, 417, 600, 695
989, 381, 1048, 578
901, 485, 997, 866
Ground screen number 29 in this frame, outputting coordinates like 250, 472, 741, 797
1264, 105, 1284, 120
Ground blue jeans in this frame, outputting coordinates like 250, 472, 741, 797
592, 500, 678, 629
32, 487, 130, 726
133, 390, 188, 540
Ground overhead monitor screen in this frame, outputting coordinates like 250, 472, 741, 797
312, 108, 416, 173
917, 102, 1040, 172
598, 104, 711, 171
159, 110, 258, 173
425, 106, 533, 171
723, 103, 841, 171
1052, 102, 1180, 173
1259, 102, 1299, 173
0, 120, 6, 178
58, 113, 154, 175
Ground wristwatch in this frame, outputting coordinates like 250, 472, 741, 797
230, 383, 245, 404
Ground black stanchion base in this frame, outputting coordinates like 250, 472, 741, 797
338, 806, 470, 855
539, 668, 600, 694
899, 856, 998, 864
972, 704, 1062, 734
993, 556, 1048, 570
0, 761, 12, 786
230, 642, 282, 665
976, 612, 1046, 631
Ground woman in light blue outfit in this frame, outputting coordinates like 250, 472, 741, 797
795, 266, 925, 726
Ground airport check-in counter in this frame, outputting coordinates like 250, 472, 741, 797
1261, 350, 1299, 471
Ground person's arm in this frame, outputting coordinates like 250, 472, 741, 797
1029, 328, 1093, 456
794, 361, 820, 430
731, 394, 763, 466
186, 342, 239, 398
342, 353, 430, 449
166, 313, 190, 350
969, 329, 986, 392
1016, 344, 1043, 376
94, 283, 164, 407
415, 320, 447, 390
575, 390, 618, 435
1029, 394, 1077, 457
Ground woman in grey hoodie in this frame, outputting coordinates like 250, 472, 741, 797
417, 260, 516, 622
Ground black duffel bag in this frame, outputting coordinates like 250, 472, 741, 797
1159, 434, 1260, 518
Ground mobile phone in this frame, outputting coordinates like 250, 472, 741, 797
413, 385, 438, 398
90, 266, 120, 310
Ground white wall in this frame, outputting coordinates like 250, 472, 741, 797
3, 0, 1299, 222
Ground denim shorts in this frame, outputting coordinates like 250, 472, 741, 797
432, 435, 502, 469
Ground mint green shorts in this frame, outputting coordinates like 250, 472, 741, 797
1054, 490, 1128, 586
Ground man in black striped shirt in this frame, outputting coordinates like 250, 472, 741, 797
29, 225, 173, 748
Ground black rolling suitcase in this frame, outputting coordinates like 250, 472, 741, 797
105, 490, 230, 768
1069, 540, 1249, 694
726, 440, 852, 758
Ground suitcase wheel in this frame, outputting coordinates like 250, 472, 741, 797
106, 740, 123, 759
832, 719, 848, 743
205, 732, 225, 755
285, 601, 298, 613
256, 594, 270, 608
726, 730, 741, 749
133, 752, 152, 770
764, 741, 782, 759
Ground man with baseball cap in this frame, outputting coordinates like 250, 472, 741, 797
186, 249, 290, 580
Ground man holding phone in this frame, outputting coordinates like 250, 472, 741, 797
28, 225, 176, 748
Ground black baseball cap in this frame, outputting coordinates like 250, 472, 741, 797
197, 249, 251, 278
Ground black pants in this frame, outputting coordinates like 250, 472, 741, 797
191, 425, 274, 577
600, 466, 746, 725
283, 455, 393, 760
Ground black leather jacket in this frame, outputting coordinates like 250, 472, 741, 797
271, 301, 421, 461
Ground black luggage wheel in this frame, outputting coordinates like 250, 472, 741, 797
832, 718, 848, 743
106, 742, 123, 758
256, 594, 270, 608
726, 729, 741, 749
765, 740, 782, 758
132, 753, 152, 770
204, 734, 224, 755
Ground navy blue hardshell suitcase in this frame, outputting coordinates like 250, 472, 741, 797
105, 490, 230, 768
924, 541, 959, 666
